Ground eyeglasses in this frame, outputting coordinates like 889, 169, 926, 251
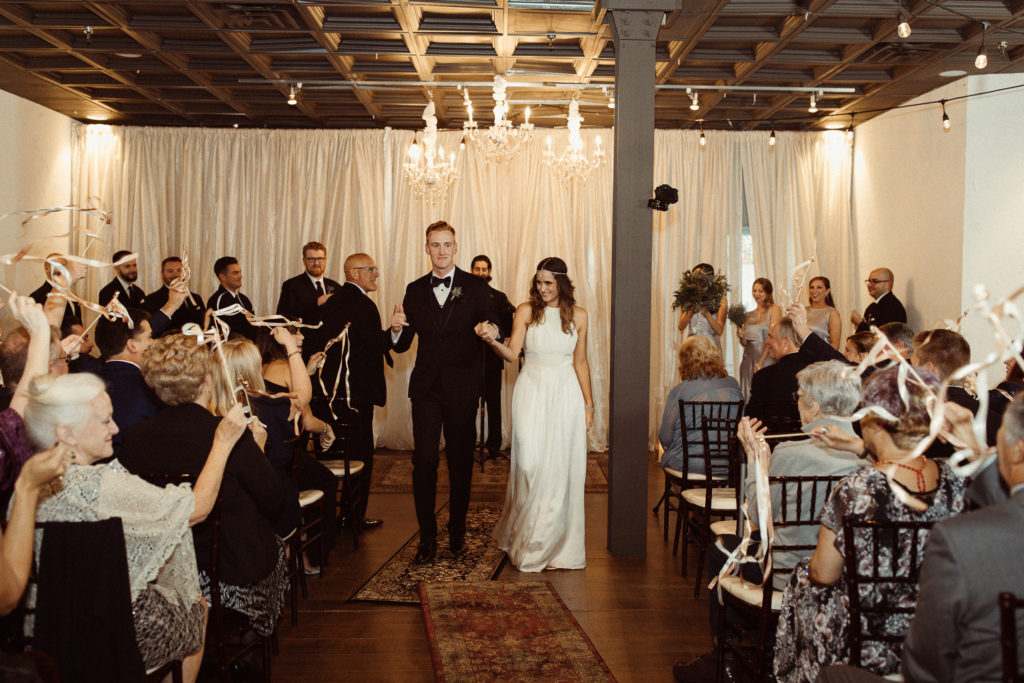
353, 266, 379, 273
304, 257, 326, 263
865, 279, 890, 285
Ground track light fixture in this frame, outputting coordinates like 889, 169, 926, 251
975, 24, 989, 69
941, 100, 951, 131
688, 88, 700, 111
808, 93, 818, 113
287, 83, 302, 106
897, 0, 911, 38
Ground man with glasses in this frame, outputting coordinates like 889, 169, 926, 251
852, 267, 906, 333
276, 241, 341, 326
306, 253, 393, 531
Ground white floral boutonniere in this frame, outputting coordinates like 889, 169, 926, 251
450, 286, 463, 301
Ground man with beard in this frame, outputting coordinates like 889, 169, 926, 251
98, 250, 147, 308
145, 256, 205, 335
470, 255, 515, 459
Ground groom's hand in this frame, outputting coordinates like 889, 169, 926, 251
390, 304, 408, 334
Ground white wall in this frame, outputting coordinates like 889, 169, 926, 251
960, 74, 1024, 376
852, 80, 968, 333
0, 91, 73, 304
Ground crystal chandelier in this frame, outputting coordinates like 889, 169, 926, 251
404, 101, 458, 205
463, 75, 533, 164
543, 98, 606, 185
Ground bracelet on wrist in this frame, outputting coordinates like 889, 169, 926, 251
584, 406, 595, 413
287, 350, 302, 359
320, 423, 329, 435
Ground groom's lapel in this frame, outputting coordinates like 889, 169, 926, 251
420, 276, 444, 332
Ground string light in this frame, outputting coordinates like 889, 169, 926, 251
976, 24, 988, 69
897, 0, 912, 38
699, 121, 706, 147
941, 100, 951, 131
769, 123, 776, 147
846, 113, 855, 146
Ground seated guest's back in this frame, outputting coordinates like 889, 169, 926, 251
119, 334, 289, 637
658, 335, 741, 474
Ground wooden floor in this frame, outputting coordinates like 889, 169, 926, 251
272, 453, 713, 682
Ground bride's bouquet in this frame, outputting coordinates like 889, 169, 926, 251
672, 269, 730, 313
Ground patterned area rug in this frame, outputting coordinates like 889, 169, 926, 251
370, 451, 609, 493
349, 503, 506, 605
421, 581, 617, 682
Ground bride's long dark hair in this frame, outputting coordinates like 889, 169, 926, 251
528, 256, 576, 334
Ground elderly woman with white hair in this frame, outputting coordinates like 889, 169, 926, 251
21, 372, 248, 682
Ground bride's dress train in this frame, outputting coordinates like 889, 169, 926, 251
493, 307, 586, 572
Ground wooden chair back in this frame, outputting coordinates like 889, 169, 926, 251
1000, 591, 1024, 682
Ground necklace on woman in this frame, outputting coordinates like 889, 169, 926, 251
888, 457, 928, 492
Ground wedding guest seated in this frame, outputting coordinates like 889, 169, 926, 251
773, 366, 965, 682
745, 317, 812, 422
23, 372, 250, 682
988, 359, 1024, 444
817, 393, 1024, 683
877, 322, 913, 360
95, 308, 161, 455
213, 331, 337, 567
119, 334, 289, 639
842, 331, 875, 364
912, 328, 981, 459
62, 322, 101, 374
658, 335, 741, 475
673, 360, 869, 682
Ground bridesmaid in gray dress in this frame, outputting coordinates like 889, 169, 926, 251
807, 276, 842, 350
737, 277, 782, 401
677, 263, 727, 353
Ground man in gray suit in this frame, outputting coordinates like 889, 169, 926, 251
820, 392, 1024, 682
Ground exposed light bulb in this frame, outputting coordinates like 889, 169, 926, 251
287, 85, 297, 106
689, 92, 700, 111
699, 131, 706, 146
769, 127, 776, 147
976, 26, 988, 69
941, 101, 951, 131
845, 127, 854, 145
897, 1, 911, 38
808, 94, 818, 113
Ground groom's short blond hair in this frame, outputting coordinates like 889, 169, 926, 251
425, 220, 455, 241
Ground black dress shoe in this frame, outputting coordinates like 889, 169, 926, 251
449, 532, 467, 557
360, 518, 383, 530
412, 543, 436, 567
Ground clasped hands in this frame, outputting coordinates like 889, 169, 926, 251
474, 321, 500, 343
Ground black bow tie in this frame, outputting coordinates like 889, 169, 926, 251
431, 275, 451, 289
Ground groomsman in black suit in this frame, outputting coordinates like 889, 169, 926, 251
276, 241, 341, 325
470, 255, 516, 458
98, 250, 147, 308
31, 254, 83, 331
390, 221, 498, 566
145, 256, 205, 335
852, 267, 907, 333
96, 308, 160, 456
307, 252, 392, 530
206, 256, 256, 340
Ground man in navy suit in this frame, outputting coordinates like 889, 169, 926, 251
98, 249, 147, 308
276, 241, 341, 326
307, 252, 392, 531
390, 221, 498, 566
96, 308, 161, 456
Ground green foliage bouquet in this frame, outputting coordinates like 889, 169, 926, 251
672, 270, 730, 313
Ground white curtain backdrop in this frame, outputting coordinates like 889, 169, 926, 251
69, 123, 850, 452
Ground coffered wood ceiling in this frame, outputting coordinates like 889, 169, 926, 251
1, 0, 1023, 131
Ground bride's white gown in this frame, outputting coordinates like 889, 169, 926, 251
494, 306, 586, 572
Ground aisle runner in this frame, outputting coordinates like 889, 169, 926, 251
370, 451, 610, 493
421, 581, 617, 682
350, 503, 505, 605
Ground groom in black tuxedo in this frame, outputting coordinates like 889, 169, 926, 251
391, 221, 498, 566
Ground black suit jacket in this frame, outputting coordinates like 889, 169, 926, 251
99, 360, 163, 456
207, 286, 256, 341
306, 282, 392, 407
393, 268, 496, 400
481, 283, 515, 374
98, 277, 146, 308
276, 273, 341, 325
145, 285, 205, 335
856, 292, 907, 333
30, 282, 82, 330
119, 402, 288, 586
745, 352, 813, 421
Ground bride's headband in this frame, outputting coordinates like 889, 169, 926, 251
537, 268, 567, 276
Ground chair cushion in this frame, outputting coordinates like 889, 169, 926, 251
298, 489, 324, 507
319, 460, 365, 478
662, 467, 707, 482
709, 519, 737, 537
719, 575, 782, 610
681, 487, 737, 510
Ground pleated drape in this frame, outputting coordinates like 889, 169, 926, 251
70, 124, 850, 452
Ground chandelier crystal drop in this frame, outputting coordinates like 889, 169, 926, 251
542, 98, 606, 185
404, 101, 458, 205
463, 75, 534, 164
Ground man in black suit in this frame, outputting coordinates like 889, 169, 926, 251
390, 221, 498, 566
145, 256, 205, 335
852, 267, 907, 333
97, 250, 146, 308
745, 317, 813, 421
95, 308, 160, 456
31, 254, 83, 331
206, 256, 256, 340
307, 252, 393, 531
470, 255, 516, 458
276, 241, 341, 325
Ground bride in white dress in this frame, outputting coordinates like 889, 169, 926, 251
476, 257, 594, 572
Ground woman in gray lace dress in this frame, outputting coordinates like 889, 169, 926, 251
21, 372, 247, 682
